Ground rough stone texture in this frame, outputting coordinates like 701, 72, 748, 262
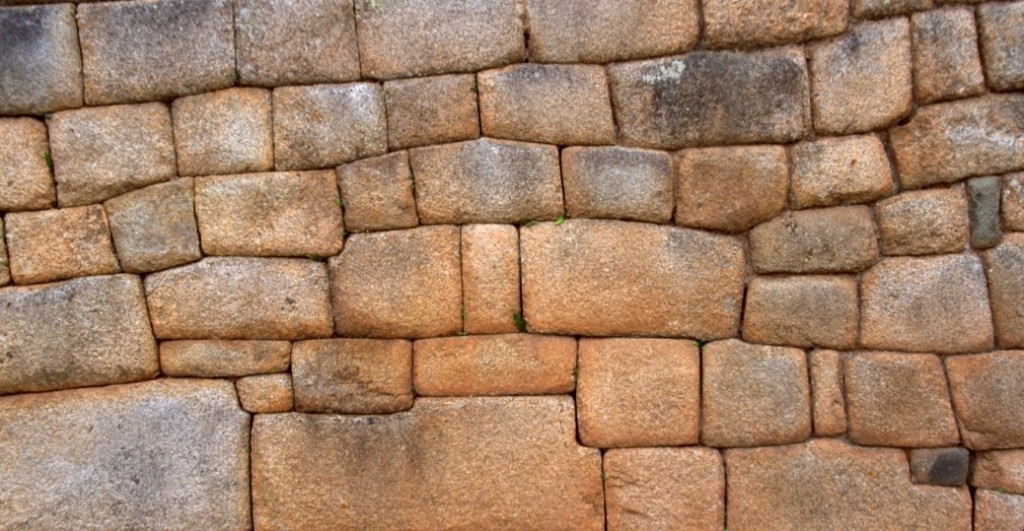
604, 448, 724, 531
742, 275, 858, 350
145, 257, 333, 340
608, 47, 809, 149
521, 219, 746, 338
409, 139, 563, 224
1, 380, 249, 528
4, 205, 120, 285
525, 0, 699, 63
0, 274, 157, 395
273, 83, 387, 170
1004, 173, 1024, 231
461, 224, 520, 334
561, 146, 673, 223
171, 87, 274, 176
977, 2, 1024, 92
0, 219, 8, 287
790, 134, 893, 209
48, 102, 176, 207
875, 185, 969, 256
330, 226, 461, 338
195, 171, 344, 257
968, 176, 1002, 249
0, 4, 82, 115
478, 64, 615, 145
675, 145, 789, 233
701, 339, 811, 448
890, 95, 1024, 189
749, 206, 879, 273
413, 334, 575, 396
911, 8, 986, 104
973, 451, 1024, 494
159, 340, 290, 377
860, 255, 994, 354
353, 0, 525, 80
236, 373, 293, 414
726, 439, 972, 530
986, 235, 1024, 348
0, 118, 55, 211
975, 490, 1024, 531
383, 74, 480, 150
292, 338, 413, 414
845, 352, 959, 447
809, 19, 913, 134
946, 351, 1024, 450
703, 0, 847, 48
910, 448, 970, 486
251, 397, 604, 530
234, 0, 360, 86
810, 349, 846, 436
77, 0, 235, 105
103, 178, 201, 274
853, 0, 932, 18
337, 152, 418, 232
577, 338, 699, 448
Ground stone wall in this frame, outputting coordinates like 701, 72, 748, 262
1, 0, 1023, 528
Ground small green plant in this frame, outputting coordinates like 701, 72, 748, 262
512, 312, 526, 331
333, 197, 343, 207
457, 331, 467, 337
43, 113, 52, 120
995, 487, 1006, 494
553, 213, 569, 226
520, 219, 537, 228
692, 338, 708, 348
469, 81, 478, 93
306, 254, 325, 262
43, 151, 53, 171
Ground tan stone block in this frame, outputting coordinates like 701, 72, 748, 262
975, 490, 1024, 531
853, 0, 932, 18
104, 178, 201, 274
972, 451, 1024, 494
461, 224, 520, 334
562, 146, 673, 223
749, 206, 879, 273
947, 351, 1024, 450
1003, 173, 1024, 231
810, 349, 847, 436
876, 185, 969, 256
790, 134, 893, 209
0, 118, 55, 211
160, 340, 290, 377
336, 152, 418, 232
0, 219, 8, 287
0, 5, 82, 115
743, 275, 858, 350
171, 87, 273, 176
911, 8, 986, 104
910, 448, 969, 486
383, 74, 479, 150
236, 373, 293, 414
704, 0, 847, 48
986, 234, 1024, 348
5, 205, 120, 285
978, 2, 1024, 92
292, 338, 412, 414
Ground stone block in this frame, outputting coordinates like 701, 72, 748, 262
236, 373, 293, 414
383, 74, 480, 150
4, 205, 120, 284
790, 134, 893, 209
103, 178, 201, 274
910, 448, 969, 486
985, 234, 1024, 348
0, 219, 8, 287
946, 351, 1024, 450
749, 206, 879, 273
742, 275, 859, 350
171, 87, 273, 176
461, 224, 520, 334
968, 176, 1002, 249
972, 451, 1024, 494
975, 490, 1024, 531
562, 146, 673, 223
292, 338, 413, 414
0, 4, 82, 115
1003, 173, 1024, 231
978, 2, 1024, 92
159, 340, 290, 377
810, 349, 846, 436
336, 152, 418, 232
0, 118, 55, 211
853, 0, 932, 18
911, 8, 985, 104
703, 0, 847, 48
875, 185, 969, 256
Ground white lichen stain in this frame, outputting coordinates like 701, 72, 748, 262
642, 61, 686, 85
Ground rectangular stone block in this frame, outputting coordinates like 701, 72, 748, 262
103, 178, 201, 274
383, 74, 480, 150
910, 448, 969, 486
0, 219, 8, 287
337, 152, 418, 232
972, 451, 1024, 494
0, 118, 55, 211
171, 87, 274, 176
1002, 173, 1024, 231
0, 4, 82, 115
292, 338, 413, 414
790, 134, 893, 209
853, 0, 932, 18
749, 206, 879, 273
461, 224, 520, 334
742, 275, 859, 350
975, 489, 1024, 531
703, 0, 847, 48
911, 8, 986, 104
160, 340, 290, 377
236, 373, 293, 414
875, 186, 969, 256
985, 235, 1024, 348
562, 146, 673, 223
947, 351, 1024, 450
810, 349, 847, 437
968, 176, 1002, 249
5, 205, 120, 285
978, 2, 1024, 92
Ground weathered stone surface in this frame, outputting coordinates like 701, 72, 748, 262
195, 171, 344, 256
461, 224, 520, 334
0, 219, 8, 287
608, 48, 809, 149
562, 146, 673, 223
48, 102, 176, 207
0, 380, 250, 529
236, 373, 293, 414
790, 134, 893, 209
145, 257, 333, 340
968, 176, 1002, 249
861, 255, 993, 353
604, 448, 724, 531
749, 206, 879, 273
273, 83, 387, 170
5, 205, 120, 284
414, 334, 575, 396
809, 19, 913, 134
292, 338, 413, 414
160, 340, 290, 377
77, 0, 234, 105
171, 87, 273, 176
409, 139, 563, 224
973, 451, 1024, 494
330, 226, 461, 338
986, 235, 1024, 348
104, 178, 201, 274
910, 448, 970, 486
235, 0, 360, 86
577, 338, 699, 448
726, 439, 972, 530
383, 74, 480, 150
947, 351, 1024, 450
978, 2, 1024, 92
251, 397, 604, 530
875, 185, 969, 256
0, 4, 82, 115
0, 274, 157, 395
890, 95, 1024, 189
743, 275, 858, 350
675, 145, 788, 233
701, 339, 811, 448
810, 349, 846, 436
354, 0, 524, 80
1004, 173, 1024, 231
521, 219, 745, 338
703, 0, 847, 48
336, 152, 417, 232
0, 118, 54, 211
479, 64, 615, 145
911, 8, 986, 104
853, 0, 932, 18
975, 490, 1024, 531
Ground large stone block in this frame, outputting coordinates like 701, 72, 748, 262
978, 1, 1024, 92
0, 4, 82, 115
911, 8, 985, 104
703, 0, 847, 48
562, 146, 673, 223
875, 185, 969, 256
171, 87, 274, 176
985, 235, 1024, 348
789, 134, 893, 209
0, 118, 55, 211
947, 351, 1024, 450
4, 205, 120, 285
160, 340, 290, 377
103, 178, 201, 274
336, 152, 419, 232
749, 206, 879, 274
383, 74, 480, 150
742, 275, 858, 350
292, 338, 413, 414
461, 224, 520, 334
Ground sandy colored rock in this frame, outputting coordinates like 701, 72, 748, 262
292, 338, 413, 414
0, 118, 55, 211
726, 439, 971, 530
911, 8, 985, 104
160, 340, 290, 377
609, 47, 809, 149
0, 219, 8, 286
236, 373, 293, 414
171, 87, 273, 176
853, 0, 932, 18
947, 351, 1024, 450
251, 397, 604, 530
604, 448, 724, 531
790, 134, 893, 209
5, 205, 120, 284
145, 257, 333, 340
675, 145, 788, 233
521, 219, 745, 338
0, 4, 82, 115
703, 0, 847, 48
409, 138, 563, 224
973, 451, 1024, 494
743, 275, 858, 350
910, 448, 969, 486
0, 274, 157, 395
195, 171, 343, 257
337, 152, 418, 232
414, 334, 575, 396
383, 74, 480, 150
235, 0, 360, 86
749, 206, 879, 273
1002, 173, 1024, 231
978, 2, 1024, 92
986, 235, 1024, 348
330, 226, 461, 338
104, 178, 201, 274
861, 255, 993, 353
0, 380, 250, 529
810, 349, 846, 436
875, 185, 969, 256
577, 338, 699, 448
969, 176, 1002, 249
975, 490, 1024, 531
562, 146, 673, 223
273, 83, 387, 170
461, 224, 520, 334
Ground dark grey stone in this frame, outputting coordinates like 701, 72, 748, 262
968, 176, 1002, 249
910, 448, 970, 486
0, 4, 82, 115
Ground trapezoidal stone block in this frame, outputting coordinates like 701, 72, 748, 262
0, 4, 82, 115
985, 234, 1024, 348
460, 224, 521, 334
336, 151, 419, 232
875, 186, 969, 256
977, 1, 1024, 92
159, 340, 291, 378
749, 206, 879, 274
946, 351, 1024, 450
703, 0, 847, 49
383, 74, 480, 150
789, 134, 893, 209
742, 275, 859, 350
236, 373, 293, 414
171, 87, 274, 177
103, 178, 201, 274
911, 7, 986, 104
561, 146, 674, 223
4, 205, 120, 285
0, 118, 55, 211
292, 338, 413, 414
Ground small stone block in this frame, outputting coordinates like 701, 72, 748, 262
171, 87, 274, 177
703, 0, 847, 48
911, 8, 985, 104
968, 176, 1002, 249
561, 146, 673, 223
810, 349, 847, 437
985, 235, 1024, 348
853, 0, 932, 18
383, 74, 480, 150
978, 2, 1024, 92
0, 219, 8, 287
292, 338, 413, 414
947, 351, 1024, 450
103, 178, 201, 274
875, 186, 969, 256
1003, 173, 1024, 231
461, 224, 520, 335
742, 275, 859, 350
5, 205, 120, 285
0, 4, 82, 115
972, 451, 1024, 494
160, 340, 290, 377
336, 152, 418, 232
910, 448, 969, 486
236, 373, 293, 414
749, 206, 879, 273
790, 134, 893, 209
0, 118, 55, 211
975, 490, 1024, 531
